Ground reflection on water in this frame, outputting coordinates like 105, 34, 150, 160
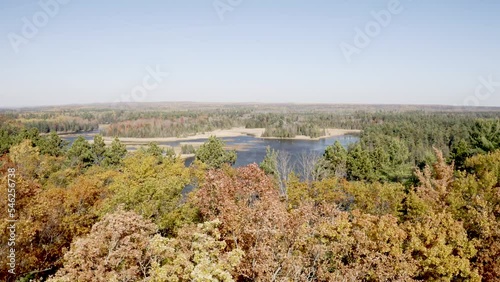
62, 133, 359, 168
177, 135, 358, 168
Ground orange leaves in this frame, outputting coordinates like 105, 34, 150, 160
194, 164, 293, 280
0, 163, 114, 281
193, 164, 416, 281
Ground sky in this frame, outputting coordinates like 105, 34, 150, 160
0, 0, 499, 108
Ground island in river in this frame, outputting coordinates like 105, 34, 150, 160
61, 127, 360, 168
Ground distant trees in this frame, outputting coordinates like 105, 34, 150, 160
181, 144, 196, 154
195, 136, 236, 169
2, 109, 500, 281
23, 117, 98, 133
262, 123, 324, 138
102, 117, 239, 138
349, 115, 500, 181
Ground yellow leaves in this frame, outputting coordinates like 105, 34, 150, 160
0, 159, 116, 280
286, 173, 310, 209
102, 151, 191, 233
343, 181, 406, 216
404, 212, 479, 281
3, 134, 500, 280
465, 149, 500, 190
309, 177, 344, 204
290, 174, 406, 217
307, 206, 416, 281
148, 220, 243, 282
404, 149, 499, 280
9, 139, 41, 179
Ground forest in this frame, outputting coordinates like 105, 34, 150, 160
4, 103, 498, 139
0, 105, 499, 281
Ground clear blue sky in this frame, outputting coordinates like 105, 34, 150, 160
1, 0, 499, 107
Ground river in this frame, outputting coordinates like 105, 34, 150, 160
61, 131, 359, 168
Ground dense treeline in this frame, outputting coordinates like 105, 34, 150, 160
23, 118, 98, 133
2, 111, 98, 133
103, 117, 240, 138
87, 110, 500, 139
3, 106, 499, 139
314, 116, 500, 184
261, 125, 325, 138
0, 110, 499, 281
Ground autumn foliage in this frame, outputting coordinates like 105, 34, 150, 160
0, 123, 499, 281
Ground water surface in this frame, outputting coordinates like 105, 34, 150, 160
61, 132, 359, 168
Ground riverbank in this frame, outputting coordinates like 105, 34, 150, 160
102, 127, 361, 143
260, 129, 361, 141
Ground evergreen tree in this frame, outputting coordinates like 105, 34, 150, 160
38, 132, 67, 157
347, 143, 374, 181
195, 136, 237, 169
469, 119, 500, 154
259, 146, 278, 176
322, 140, 348, 178
144, 142, 164, 158
67, 136, 94, 167
103, 137, 127, 167
91, 134, 106, 165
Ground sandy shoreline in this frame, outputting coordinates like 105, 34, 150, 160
102, 127, 360, 143
260, 129, 361, 141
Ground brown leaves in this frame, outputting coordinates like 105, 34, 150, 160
194, 164, 290, 280
148, 220, 243, 281
193, 164, 416, 281
0, 162, 114, 281
413, 148, 455, 213
310, 208, 416, 281
48, 209, 157, 282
